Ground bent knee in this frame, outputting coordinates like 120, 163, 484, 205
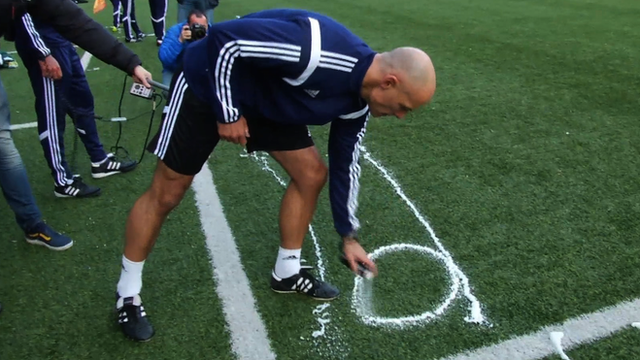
151, 187, 187, 213
294, 161, 328, 189
148, 165, 193, 212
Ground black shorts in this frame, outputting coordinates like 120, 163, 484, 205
146, 71, 314, 176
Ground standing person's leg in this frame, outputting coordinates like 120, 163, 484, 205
32, 48, 100, 198
114, 72, 220, 342
0, 77, 72, 250
64, 46, 137, 178
110, 0, 121, 30
21, 56, 72, 190
148, 0, 167, 45
176, 0, 195, 23
0, 76, 41, 230
194, 0, 214, 22
161, 70, 173, 86
121, 0, 134, 42
130, 0, 144, 40
244, 116, 339, 300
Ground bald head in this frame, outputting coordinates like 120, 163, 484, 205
362, 47, 436, 118
379, 47, 436, 97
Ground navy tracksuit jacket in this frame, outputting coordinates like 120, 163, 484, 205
183, 9, 377, 238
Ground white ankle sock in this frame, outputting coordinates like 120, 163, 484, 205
274, 247, 301, 279
117, 255, 145, 298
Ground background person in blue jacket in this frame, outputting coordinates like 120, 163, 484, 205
158, 9, 210, 85
14, 14, 138, 198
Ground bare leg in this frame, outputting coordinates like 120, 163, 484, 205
268, 146, 339, 300
123, 159, 194, 261
270, 146, 327, 250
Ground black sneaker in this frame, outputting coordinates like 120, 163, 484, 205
271, 266, 340, 300
91, 154, 137, 179
54, 176, 101, 198
116, 294, 154, 342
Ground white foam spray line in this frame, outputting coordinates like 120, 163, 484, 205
240, 150, 349, 359
550, 332, 571, 360
358, 145, 488, 327
353, 244, 462, 327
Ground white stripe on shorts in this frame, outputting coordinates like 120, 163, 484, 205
154, 73, 188, 159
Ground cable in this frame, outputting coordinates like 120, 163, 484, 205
138, 92, 163, 164
51, 74, 165, 178
111, 74, 131, 160
113, 74, 165, 165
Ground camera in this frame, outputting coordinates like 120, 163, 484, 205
189, 23, 207, 41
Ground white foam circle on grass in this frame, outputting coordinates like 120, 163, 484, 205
352, 243, 461, 328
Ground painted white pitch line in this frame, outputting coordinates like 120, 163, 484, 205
441, 297, 640, 360
80, 51, 92, 70
192, 164, 277, 360
10, 122, 37, 130
10, 51, 93, 131
6, 45, 77, 55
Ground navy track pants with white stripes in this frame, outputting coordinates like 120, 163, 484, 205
149, 0, 167, 41
121, 0, 142, 41
21, 44, 107, 187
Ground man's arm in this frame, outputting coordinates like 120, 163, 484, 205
25, 0, 142, 75
328, 108, 378, 276
327, 107, 370, 239
17, 14, 50, 60
205, 17, 311, 124
158, 24, 187, 72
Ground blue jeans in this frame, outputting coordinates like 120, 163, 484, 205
177, 0, 214, 23
0, 77, 42, 232
162, 70, 173, 87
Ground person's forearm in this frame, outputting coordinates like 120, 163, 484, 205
27, 0, 142, 74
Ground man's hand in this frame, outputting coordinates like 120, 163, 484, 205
38, 55, 62, 80
179, 25, 191, 43
343, 237, 378, 277
131, 65, 152, 88
218, 116, 250, 146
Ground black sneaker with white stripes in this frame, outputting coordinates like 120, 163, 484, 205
116, 294, 155, 342
91, 154, 137, 179
271, 266, 340, 300
54, 176, 101, 198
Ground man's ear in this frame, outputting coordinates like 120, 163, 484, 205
381, 74, 399, 89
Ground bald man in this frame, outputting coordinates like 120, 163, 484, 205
113, 8, 436, 342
